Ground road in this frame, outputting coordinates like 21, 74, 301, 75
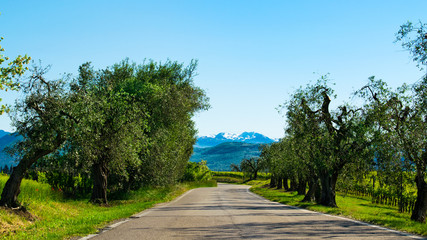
86, 183, 423, 240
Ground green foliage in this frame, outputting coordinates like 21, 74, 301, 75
0, 37, 31, 114
356, 74, 426, 221
181, 160, 212, 182
36, 171, 92, 198
239, 157, 266, 180
337, 171, 417, 213
272, 75, 372, 206
265, 20, 426, 221
0, 58, 209, 206
396, 21, 427, 69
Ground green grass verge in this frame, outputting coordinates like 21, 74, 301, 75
212, 171, 270, 184
248, 180, 427, 237
0, 175, 216, 240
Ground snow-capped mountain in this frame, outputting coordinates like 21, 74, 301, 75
195, 132, 277, 148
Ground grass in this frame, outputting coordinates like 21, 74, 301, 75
0, 174, 217, 239
212, 171, 270, 184
248, 179, 427, 237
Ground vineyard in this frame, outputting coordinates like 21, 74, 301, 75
337, 171, 417, 214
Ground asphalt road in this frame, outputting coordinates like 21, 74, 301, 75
86, 183, 423, 240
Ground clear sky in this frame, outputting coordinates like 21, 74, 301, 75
0, 1, 426, 139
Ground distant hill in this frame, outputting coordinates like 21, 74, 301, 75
0, 131, 22, 168
0, 130, 10, 139
195, 132, 276, 148
190, 142, 263, 171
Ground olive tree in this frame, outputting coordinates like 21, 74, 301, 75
0, 65, 75, 208
282, 76, 371, 207
357, 76, 426, 222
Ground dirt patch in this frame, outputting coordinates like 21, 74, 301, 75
0, 207, 35, 235
1, 206, 36, 222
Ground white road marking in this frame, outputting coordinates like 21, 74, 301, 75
79, 188, 196, 239
246, 186, 425, 240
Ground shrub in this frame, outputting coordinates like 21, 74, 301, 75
181, 161, 212, 182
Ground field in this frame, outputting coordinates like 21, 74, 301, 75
0, 174, 216, 239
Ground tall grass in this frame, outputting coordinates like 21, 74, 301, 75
0, 174, 63, 206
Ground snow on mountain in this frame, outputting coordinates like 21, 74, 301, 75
195, 132, 277, 148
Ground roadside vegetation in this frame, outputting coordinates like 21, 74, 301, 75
213, 171, 269, 183
0, 173, 216, 239
248, 179, 427, 236
0, 12, 426, 240
0, 55, 209, 207
213, 172, 426, 236
211, 20, 427, 237
258, 20, 427, 222
0, 27, 213, 238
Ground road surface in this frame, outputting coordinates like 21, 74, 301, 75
86, 183, 423, 239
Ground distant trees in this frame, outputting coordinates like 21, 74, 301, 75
240, 157, 266, 180
0, 165, 12, 174
231, 155, 266, 181
0, 59, 209, 207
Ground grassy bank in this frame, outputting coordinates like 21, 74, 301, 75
212, 171, 269, 183
248, 180, 427, 237
0, 174, 216, 239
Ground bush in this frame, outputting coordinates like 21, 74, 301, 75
37, 171, 92, 198
181, 161, 212, 182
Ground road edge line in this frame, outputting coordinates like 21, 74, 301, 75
246, 187, 425, 240
79, 188, 196, 239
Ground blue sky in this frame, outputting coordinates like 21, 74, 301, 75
0, 1, 426, 139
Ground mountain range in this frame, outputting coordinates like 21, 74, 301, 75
191, 132, 277, 171
0, 130, 21, 169
195, 132, 277, 148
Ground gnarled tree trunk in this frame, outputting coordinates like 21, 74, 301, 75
276, 176, 283, 189
90, 161, 108, 204
319, 171, 338, 207
290, 177, 298, 191
269, 175, 277, 188
411, 171, 427, 222
253, 170, 258, 180
302, 178, 318, 202
0, 147, 57, 208
297, 179, 307, 195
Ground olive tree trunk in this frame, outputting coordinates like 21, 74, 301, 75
269, 175, 277, 188
90, 161, 108, 204
318, 171, 338, 207
0, 148, 56, 208
411, 170, 427, 222
302, 178, 318, 202
297, 179, 307, 195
